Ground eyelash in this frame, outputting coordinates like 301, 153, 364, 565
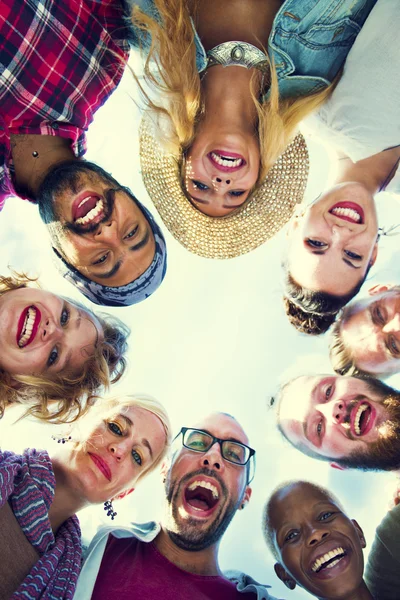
192, 180, 208, 191
125, 225, 139, 240
306, 238, 326, 249
344, 250, 362, 260
47, 305, 70, 367
107, 421, 143, 466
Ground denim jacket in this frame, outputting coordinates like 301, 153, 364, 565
124, 0, 376, 99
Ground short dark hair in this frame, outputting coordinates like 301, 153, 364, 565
282, 264, 373, 336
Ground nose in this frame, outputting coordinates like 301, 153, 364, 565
41, 317, 63, 343
214, 176, 232, 186
201, 442, 225, 472
383, 313, 400, 334
318, 400, 346, 424
94, 220, 119, 246
109, 440, 130, 462
331, 224, 354, 242
306, 525, 330, 547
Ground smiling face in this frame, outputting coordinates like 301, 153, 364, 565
0, 288, 103, 378
277, 375, 397, 461
269, 483, 366, 599
287, 183, 379, 296
163, 413, 252, 551
38, 162, 156, 287
63, 405, 167, 504
184, 126, 260, 217
341, 285, 400, 375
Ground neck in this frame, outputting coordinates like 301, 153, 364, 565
322, 579, 373, 600
48, 456, 89, 533
154, 528, 222, 576
10, 134, 76, 199
336, 147, 400, 194
201, 65, 261, 134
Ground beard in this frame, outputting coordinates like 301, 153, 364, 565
338, 395, 400, 471
164, 467, 241, 552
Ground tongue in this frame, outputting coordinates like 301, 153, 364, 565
188, 497, 210, 511
359, 407, 371, 434
75, 196, 101, 220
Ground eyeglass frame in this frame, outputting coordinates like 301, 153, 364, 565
174, 427, 256, 484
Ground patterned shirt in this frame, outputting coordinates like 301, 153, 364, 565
0, 0, 130, 210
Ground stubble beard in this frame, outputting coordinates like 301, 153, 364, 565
163, 467, 241, 552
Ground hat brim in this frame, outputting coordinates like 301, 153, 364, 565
140, 114, 309, 259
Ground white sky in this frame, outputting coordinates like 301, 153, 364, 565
1, 65, 400, 600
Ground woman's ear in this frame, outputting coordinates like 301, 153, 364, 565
274, 563, 296, 590
113, 487, 135, 501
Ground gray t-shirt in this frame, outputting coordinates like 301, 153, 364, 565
365, 503, 400, 599
306, 0, 400, 193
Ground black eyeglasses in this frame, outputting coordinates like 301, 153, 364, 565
176, 427, 256, 483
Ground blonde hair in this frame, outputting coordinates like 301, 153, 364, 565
77, 393, 172, 482
130, 0, 339, 180
0, 273, 130, 423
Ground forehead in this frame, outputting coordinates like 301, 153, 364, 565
271, 484, 334, 525
279, 376, 317, 419
193, 414, 249, 445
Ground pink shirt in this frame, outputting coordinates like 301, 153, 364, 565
91, 535, 255, 600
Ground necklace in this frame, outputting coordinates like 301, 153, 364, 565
202, 41, 269, 73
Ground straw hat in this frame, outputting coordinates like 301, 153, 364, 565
140, 114, 309, 259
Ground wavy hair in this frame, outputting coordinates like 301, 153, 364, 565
128, 0, 338, 179
0, 273, 130, 423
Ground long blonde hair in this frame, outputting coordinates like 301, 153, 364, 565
130, 0, 338, 178
0, 273, 129, 423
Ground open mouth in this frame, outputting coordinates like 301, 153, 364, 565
208, 150, 246, 173
351, 402, 374, 436
72, 191, 105, 226
329, 202, 364, 224
16, 306, 41, 348
184, 479, 220, 515
312, 547, 347, 573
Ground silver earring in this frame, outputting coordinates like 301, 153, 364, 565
51, 435, 72, 444
104, 500, 117, 520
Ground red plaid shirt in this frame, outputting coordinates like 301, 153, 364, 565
0, 0, 130, 210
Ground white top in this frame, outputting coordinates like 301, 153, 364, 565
306, 0, 400, 193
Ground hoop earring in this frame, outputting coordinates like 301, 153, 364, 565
104, 500, 117, 520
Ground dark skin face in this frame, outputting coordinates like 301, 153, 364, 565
269, 483, 367, 600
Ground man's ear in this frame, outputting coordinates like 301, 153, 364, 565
330, 462, 346, 471
240, 486, 252, 509
274, 563, 296, 590
160, 458, 171, 483
113, 487, 135, 501
352, 519, 366, 549
368, 283, 391, 296
369, 243, 379, 267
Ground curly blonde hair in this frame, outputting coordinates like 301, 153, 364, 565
129, 0, 338, 180
0, 273, 130, 423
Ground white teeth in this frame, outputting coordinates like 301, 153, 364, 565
188, 480, 219, 499
311, 547, 345, 572
18, 307, 37, 348
75, 198, 104, 225
354, 404, 369, 435
211, 152, 243, 168
331, 207, 361, 223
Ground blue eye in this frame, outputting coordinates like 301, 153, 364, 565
125, 226, 139, 240
229, 190, 245, 197
60, 306, 70, 327
325, 385, 333, 399
93, 253, 109, 265
317, 421, 322, 437
132, 450, 142, 466
306, 239, 327, 249
345, 250, 362, 260
192, 180, 209, 191
108, 422, 123, 436
47, 347, 58, 367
